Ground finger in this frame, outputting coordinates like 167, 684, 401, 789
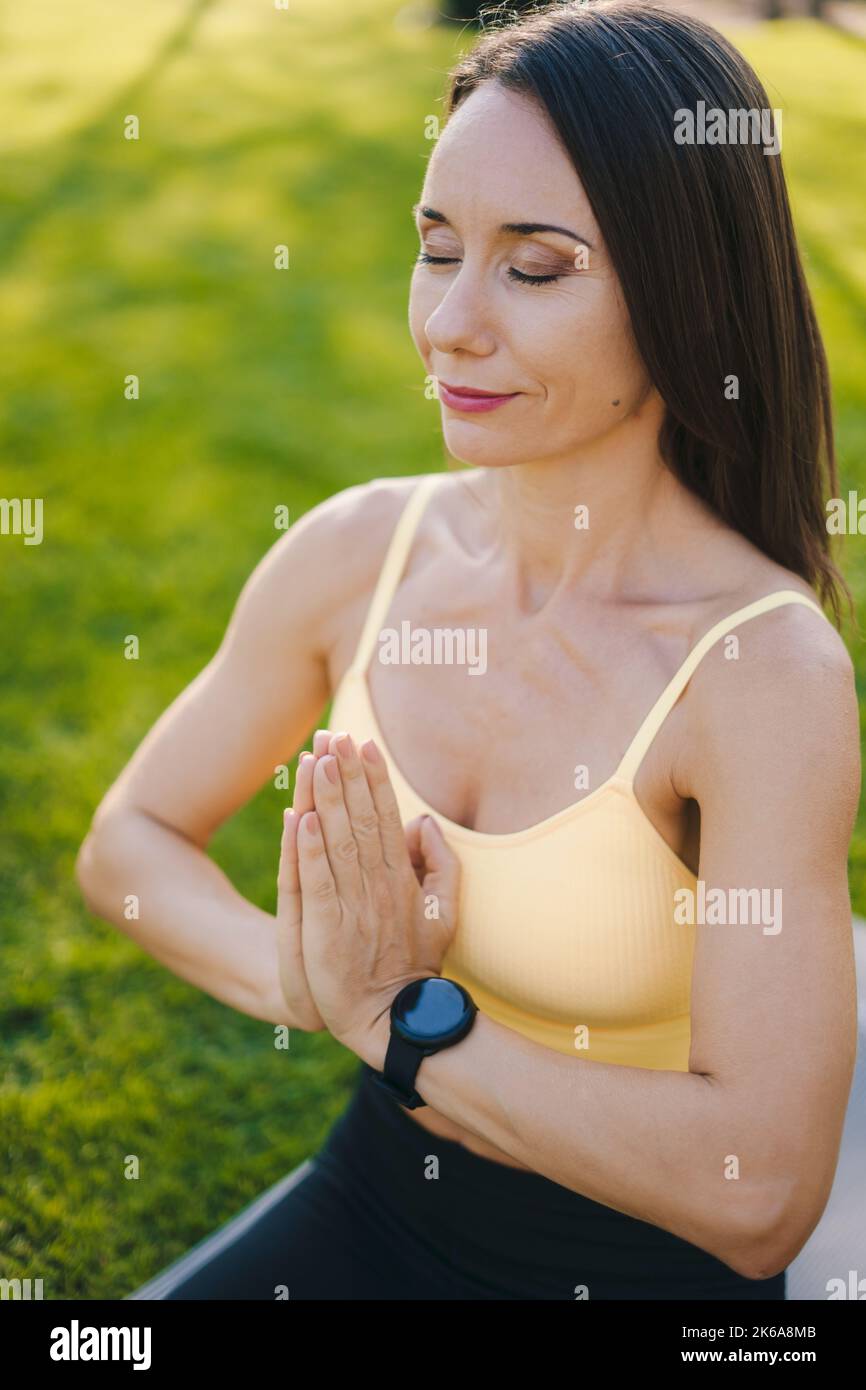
330, 733, 383, 871
277, 807, 302, 932
297, 810, 341, 925
293, 751, 317, 816
417, 814, 461, 926
312, 754, 364, 900
314, 728, 340, 757
359, 739, 410, 870
404, 815, 427, 883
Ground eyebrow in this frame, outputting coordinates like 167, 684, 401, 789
412, 203, 594, 250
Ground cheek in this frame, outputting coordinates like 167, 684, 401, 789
538, 288, 648, 409
408, 273, 436, 362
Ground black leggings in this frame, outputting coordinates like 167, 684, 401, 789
129, 1062, 785, 1301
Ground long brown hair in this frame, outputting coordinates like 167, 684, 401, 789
445, 0, 851, 624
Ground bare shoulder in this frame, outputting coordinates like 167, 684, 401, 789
291, 472, 427, 586
688, 535, 855, 696
223, 474, 438, 657
284, 466, 483, 600
679, 562, 860, 828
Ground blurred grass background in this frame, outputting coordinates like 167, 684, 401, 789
0, 0, 863, 1297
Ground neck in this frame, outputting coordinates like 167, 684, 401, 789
481, 432, 720, 612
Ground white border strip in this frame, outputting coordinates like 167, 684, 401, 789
854, 916, 866, 1027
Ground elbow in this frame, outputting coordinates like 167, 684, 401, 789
75, 830, 101, 912
74, 828, 95, 906
75, 807, 123, 914
718, 1177, 825, 1282
749, 1200, 825, 1283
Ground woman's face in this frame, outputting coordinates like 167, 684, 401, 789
409, 81, 660, 469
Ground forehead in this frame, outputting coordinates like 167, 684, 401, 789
424, 81, 594, 229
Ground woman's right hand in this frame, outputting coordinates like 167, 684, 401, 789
275, 730, 336, 1032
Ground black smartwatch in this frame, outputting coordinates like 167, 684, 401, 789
370, 977, 477, 1109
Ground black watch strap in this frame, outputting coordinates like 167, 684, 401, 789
370, 977, 478, 1110
371, 1031, 427, 1109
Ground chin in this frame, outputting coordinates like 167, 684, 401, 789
441, 427, 525, 470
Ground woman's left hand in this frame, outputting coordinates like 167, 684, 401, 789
278, 730, 461, 1069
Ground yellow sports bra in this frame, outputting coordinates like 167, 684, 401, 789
328, 473, 830, 1071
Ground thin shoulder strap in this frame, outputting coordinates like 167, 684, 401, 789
615, 589, 829, 785
349, 473, 443, 674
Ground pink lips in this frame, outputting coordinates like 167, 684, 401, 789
438, 380, 520, 414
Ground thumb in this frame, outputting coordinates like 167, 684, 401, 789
416, 814, 460, 925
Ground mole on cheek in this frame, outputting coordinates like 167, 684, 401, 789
612, 399, 620, 406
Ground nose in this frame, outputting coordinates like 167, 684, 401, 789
423, 260, 497, 359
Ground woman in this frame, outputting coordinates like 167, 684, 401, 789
78, 1, 860, 1300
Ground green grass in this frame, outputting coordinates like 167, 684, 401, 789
0, 2, 863, 1296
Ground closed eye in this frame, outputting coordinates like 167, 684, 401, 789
415, 252, 563, 286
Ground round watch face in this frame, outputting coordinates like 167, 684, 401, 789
392, 977, 475, 1046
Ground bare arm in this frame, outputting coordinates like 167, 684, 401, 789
75, 478, 410, 1026
382, 605, 860, 1280
77, 806, 297, 1023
